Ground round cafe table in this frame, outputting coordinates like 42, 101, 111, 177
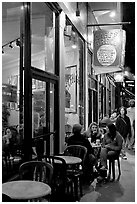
55, 155, 82, 165
2, 180, 51, 200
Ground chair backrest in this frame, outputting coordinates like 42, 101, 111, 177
43, 155, 68, 193
64, 145, 87, 166
43, 155, 67, 178
19, 160, 53, 186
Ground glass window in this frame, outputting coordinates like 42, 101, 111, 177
64, 21, 85, 127
31, 2, 55, 74
2, 2, 23, 130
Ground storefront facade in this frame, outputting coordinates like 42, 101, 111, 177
2, 2, 117, 160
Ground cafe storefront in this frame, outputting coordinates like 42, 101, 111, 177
2, 2, 88, 161
2, 2, 61, 161
2, 2, 124, 162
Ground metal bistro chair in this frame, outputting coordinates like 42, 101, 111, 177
43, 155, 74, 201
107, 153, 121, 182
19, 160, 53, 201
64, 145, 87, 200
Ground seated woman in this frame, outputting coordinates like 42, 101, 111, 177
3, 127, 13, 157
83, 122, 102, 143
2, 127, 18, 157
100, 123, 123, 170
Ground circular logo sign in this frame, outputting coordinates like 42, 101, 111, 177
97, 45, 116, 66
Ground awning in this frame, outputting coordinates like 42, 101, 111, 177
94, 66, 122, 75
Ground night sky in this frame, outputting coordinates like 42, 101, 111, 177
122, 2, 135, 75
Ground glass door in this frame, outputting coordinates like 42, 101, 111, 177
32, 75, 55, 158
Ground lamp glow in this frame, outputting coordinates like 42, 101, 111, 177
109, 11, 116, 18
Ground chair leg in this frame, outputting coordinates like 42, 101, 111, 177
112, 160, 115, 181
107, 160, 111, 180
117, 158, 121, 181
79, 176, 83, 197
74, 176, 79, 201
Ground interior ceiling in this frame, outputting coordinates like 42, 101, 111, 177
2, 2, 135, 74
88, 2, 120, 28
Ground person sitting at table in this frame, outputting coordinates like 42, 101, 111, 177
3, 126, 19, 157
83, 122, 102, 143
67, 124, 96, 183
99, 123, 123, 171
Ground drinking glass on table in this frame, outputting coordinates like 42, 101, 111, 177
96, 139, 101, 145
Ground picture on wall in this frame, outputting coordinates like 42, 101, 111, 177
65, 65, 77, 113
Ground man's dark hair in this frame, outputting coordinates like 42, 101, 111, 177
107, 123, 116, 139
72, 124, 82, 134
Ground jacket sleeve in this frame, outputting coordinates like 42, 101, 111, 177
107, 134, 123, 151
127, 117, 132, 138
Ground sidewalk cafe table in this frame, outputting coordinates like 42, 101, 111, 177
2, 180, 51, 201
55, 155, 82, 165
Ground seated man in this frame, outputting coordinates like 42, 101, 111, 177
100, 123, 123, 171
67, 124, 96, 183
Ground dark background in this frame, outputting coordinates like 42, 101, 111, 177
122, 2, 135, 75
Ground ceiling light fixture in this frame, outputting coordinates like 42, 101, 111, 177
109, 11, 116, 18
72, 42, 77, 49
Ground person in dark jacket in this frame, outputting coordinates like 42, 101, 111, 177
67, 124, 96, 183
116, 106, 131, 159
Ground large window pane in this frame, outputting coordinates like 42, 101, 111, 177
2, 2, 23, 130
31, 2, 55, 74
64, 22, 85, 128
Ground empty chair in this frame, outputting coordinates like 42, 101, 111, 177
43, 155, 74, 201
108, 154, 121, 181
64, 145, 87, 200
19, 161, 53, 201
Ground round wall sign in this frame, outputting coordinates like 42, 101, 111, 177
97, 45, 117, 66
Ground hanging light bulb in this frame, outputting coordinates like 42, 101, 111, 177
72, 41, 77, 49
109, 10, 116, 18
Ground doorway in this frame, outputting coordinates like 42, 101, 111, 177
31, 67, 58, 158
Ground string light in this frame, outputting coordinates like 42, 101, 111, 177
16, 39, 21, 47
9, 42, 13, 49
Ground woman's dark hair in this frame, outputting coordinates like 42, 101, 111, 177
107, 123, 116, 139
119, 106, 127, 115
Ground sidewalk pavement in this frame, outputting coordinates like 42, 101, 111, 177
80, 149, 135, 202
